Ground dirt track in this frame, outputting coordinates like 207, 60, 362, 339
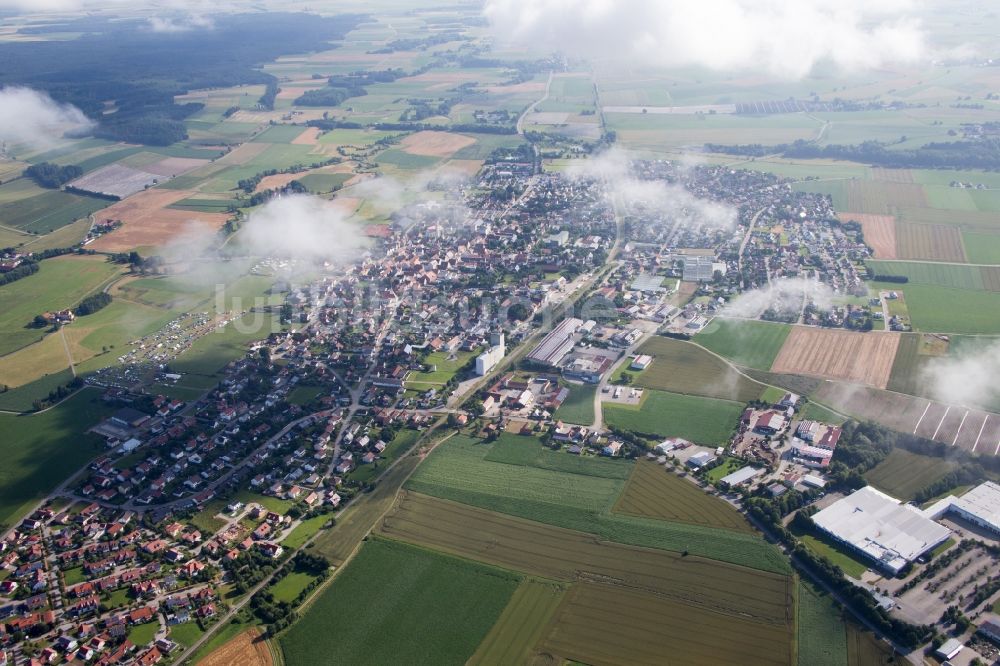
771, 327, 900, 389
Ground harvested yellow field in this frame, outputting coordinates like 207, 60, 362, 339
400, 131, 476, 157
771, 327, 900, 389
839, 213, 896, 259
199, 629, 272, 666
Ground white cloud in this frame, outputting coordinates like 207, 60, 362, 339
922, 341, 1000, 411
724, 277, 834, 319
483, 0, 926, 78
566, 147, 737, 229
147, 13, 214, 33
0, 87, 94, 151
240, 194, 369, 264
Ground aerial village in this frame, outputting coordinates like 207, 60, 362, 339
2, 151, 998, 665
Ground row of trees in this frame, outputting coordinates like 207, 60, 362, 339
705, 137, 1000, 171
24, 162, 82, 188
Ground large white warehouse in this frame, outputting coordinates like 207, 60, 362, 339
812, 486, 951, 575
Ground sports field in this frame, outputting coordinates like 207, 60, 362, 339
694, 317, 792, 370
629, 336, 765, 401
603, 390, 743, 445
0, 389, 113, 529
614, 460, 753, 533
281, 538, 519, 666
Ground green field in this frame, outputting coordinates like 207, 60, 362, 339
0, 255, 122, 357
168, 621, 205, 648
615, 460, 753, 533
695, 318, 792, 370
797, 581, 848, 666
868, 260, 988, 290
281, 513, 330, 550
0, 190, 107, 234
790, 522, 869, 578
603, 390, 743, 445
281, 538, 519, 666
864, 448, 958, 500
800, 401, 847, 425
269, 571, 318, 604
408, 350, 474, 385
0, 389, 113, 529
407, 435, 788, 573
251, 125, 310, 143
552, 383, 595, 425
169, 313, 283, 378
870, 281, 1000, 334
962, 231, 1000, 264
126, 622, 158, 648
468, 579, 567, 665
484, 433, 632, 480
626, 336, 766, 402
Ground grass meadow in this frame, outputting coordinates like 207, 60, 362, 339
695, 318, 792, 370
405, 435, 788, 573
281, 538, 519, 666
0, 389, 114, 529
603, 390, 743, 445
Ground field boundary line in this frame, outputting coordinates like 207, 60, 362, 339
972, 416, 988, 453
952, 410, 969, 446
913, 402, 930, 434
687, 337, 852, 421
931, 406, 950, 440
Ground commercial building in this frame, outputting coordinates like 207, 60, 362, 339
682, 256, 726, 282
811, 486, 952, 575
949, 481, 1000, 537
475, 332, 506, 376
630, 354, 653, 371
528, 318, 582, 367
718, 466, 764, 486
923, 481, 1000, 537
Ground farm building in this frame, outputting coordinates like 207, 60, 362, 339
687, 451, 716, 469
562, 355, 610, 383
528, 318, 582, 367
66, 164, 161, 200
718, 466, 764, 486
924, 482, 1000, 537
812, 486, 952, 575
979, 618, 1000, 644
630, 354, 653, 371
789, 440, 834, 468
754, 411, 786, 435
934, 638, 963, 661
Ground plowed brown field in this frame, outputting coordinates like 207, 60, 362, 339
839, 213, 896, 259
771, 327, 900, 389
